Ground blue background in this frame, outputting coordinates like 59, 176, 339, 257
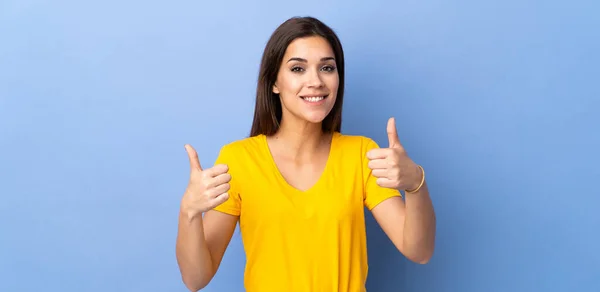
1, 0, 598, 291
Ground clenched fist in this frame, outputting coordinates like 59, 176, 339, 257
181, 144, 231, 220
366, 117, 423, 191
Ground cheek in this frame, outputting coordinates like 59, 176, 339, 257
277, 77, 301, 106
325, 76, 340, 100
325, 73, 339, 88
278, 74, 303, 94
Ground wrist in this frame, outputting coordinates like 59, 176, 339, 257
406, 164, 425, 193
180, 200, 201, 223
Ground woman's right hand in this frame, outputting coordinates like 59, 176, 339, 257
181, 144, 231, 220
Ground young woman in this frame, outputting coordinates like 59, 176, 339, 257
176, 16, 436, 292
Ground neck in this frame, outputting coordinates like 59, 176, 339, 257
272, 118, 329, 160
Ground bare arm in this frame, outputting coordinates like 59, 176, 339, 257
176, 144, 239, 291
370, 182, 436, 264
366, 118, 436, 263
176, 210, 237, 291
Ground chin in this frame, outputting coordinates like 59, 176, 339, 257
302, 111, 332, 124
300, 98, 335, 123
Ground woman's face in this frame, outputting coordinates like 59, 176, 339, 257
273, 36, 339, 127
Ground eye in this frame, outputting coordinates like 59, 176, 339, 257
291, 66, 304, 72
321, 65, 336, 72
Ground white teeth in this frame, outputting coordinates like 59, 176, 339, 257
303, 96, 324, 102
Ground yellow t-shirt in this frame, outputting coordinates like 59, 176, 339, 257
213, 132, 401, 292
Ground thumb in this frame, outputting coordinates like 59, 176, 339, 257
184, 144, 203, 171
387, 117, 401, 148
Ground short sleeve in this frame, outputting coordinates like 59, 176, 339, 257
211, 144, 242, 216
362, 137, 402, 210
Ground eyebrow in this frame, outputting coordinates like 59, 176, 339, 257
287, 57, 335, 63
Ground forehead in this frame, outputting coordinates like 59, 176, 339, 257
283, 36, 334, 59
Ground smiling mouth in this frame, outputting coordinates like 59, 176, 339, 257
300, 95, 328, 103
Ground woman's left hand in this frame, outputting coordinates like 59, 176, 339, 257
366, 117, 423, 191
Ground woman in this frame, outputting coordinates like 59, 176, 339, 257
176, 16, 436, 292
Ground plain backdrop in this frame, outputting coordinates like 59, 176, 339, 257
1, 0, 599, 291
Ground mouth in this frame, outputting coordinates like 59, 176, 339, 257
300, 95, 329, 103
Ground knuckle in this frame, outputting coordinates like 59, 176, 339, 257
203, 188, 216, 198
212, 195, 228, 207
215, 164, 228, 172
221, 193, 230, 201
223, 183, 231, 192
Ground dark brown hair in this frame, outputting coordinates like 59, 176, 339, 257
249, 16, 345, 137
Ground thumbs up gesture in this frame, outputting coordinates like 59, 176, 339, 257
366, 117, 423, 191
181, 144, 231, 220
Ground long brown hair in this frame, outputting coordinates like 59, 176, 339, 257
249, 16, 345, 137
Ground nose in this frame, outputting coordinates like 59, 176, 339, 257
306, 69, 324, 88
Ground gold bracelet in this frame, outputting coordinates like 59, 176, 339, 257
405, 165, 425, 194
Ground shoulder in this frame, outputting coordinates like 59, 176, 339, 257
218, 135, 264, 154
213, 135, 264, 159
334, 132, 381, 152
